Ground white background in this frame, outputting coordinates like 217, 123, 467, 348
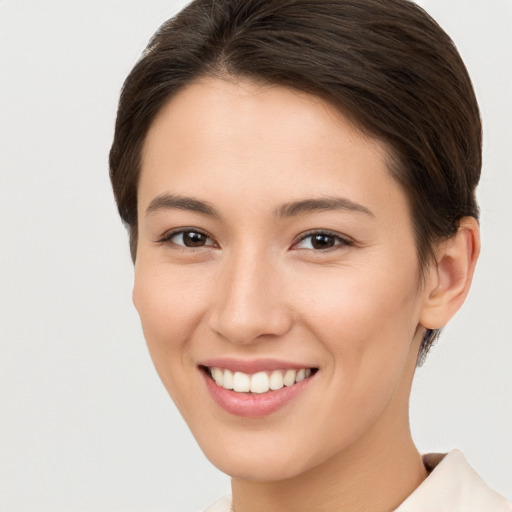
1, 1, 511, 510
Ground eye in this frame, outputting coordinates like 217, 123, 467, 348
293, 231, 352, 251
159, 229, 216, 248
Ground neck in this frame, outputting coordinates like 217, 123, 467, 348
231, 420, 427, 512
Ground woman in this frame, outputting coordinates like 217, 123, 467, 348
109, 0, 511, 510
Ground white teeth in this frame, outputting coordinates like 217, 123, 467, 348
211, 367, 223, 386
250, 372, 270, 394
223, 369, 234, 390
283, 369, 296, 386
233, 371, 250, 392
209, 367, 314, 393
269, 370, 284, 390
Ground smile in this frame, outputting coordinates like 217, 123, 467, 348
200, 360, 318, 417
207, 367, 315, 394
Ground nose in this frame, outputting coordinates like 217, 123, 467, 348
208, 249, 293, 345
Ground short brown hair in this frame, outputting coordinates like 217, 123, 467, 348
109, 0, 482, 363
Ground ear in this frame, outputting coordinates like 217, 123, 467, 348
420, 217, 480, 330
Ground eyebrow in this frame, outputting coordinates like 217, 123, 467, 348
145, 193, 374, 219
145, 193, 221, 218
274, 197, 374, 218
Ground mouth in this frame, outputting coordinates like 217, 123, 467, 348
201, 365, 318, 394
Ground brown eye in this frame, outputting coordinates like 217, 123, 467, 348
310, 234, 336, 249
164, 230, 215, 248
294, 231, 352, 251
182, 231, 208, 247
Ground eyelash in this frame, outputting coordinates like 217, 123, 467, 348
292, 230, 353, 251
156, 228, 218, 249
156, 229, 353, 252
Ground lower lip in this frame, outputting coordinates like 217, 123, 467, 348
202, 370, 314, 418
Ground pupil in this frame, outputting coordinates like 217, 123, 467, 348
184, 232, 206, 247
312, 234, 334, 249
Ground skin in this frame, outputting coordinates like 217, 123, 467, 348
133, 78, 480, 512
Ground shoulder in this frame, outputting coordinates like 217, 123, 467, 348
394, 450, 512, 512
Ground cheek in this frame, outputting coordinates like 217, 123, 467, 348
292, 259, 422, 384
132, 263, 208, 394
133, 262, 204, 339
279, 264, 422, 460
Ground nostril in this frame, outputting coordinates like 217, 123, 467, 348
207, 266, 294, 345
208, 304, 294, 345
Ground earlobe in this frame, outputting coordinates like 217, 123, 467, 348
420, 217, 480, 330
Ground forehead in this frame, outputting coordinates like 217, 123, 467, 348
144, 77, 382, 151
139, 77, 408, 225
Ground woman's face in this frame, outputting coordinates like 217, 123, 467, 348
134, 78, 431, 481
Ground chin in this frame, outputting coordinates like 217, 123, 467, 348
211, 452, 309, 482
194, 429, 326, 482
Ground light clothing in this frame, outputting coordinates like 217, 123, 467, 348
204, 495, 232, 512
394, 450, 511, 511
204, 450, 512, 511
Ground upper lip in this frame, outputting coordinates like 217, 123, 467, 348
199, 358, 316, 374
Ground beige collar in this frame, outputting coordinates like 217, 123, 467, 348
394, 450, 511, 511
